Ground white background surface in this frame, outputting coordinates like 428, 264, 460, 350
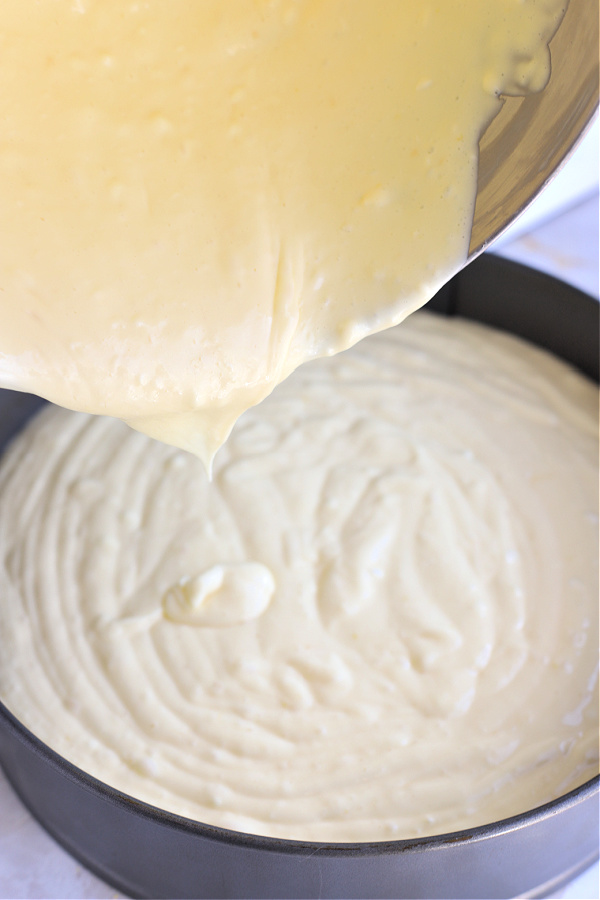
0, 125, 598, 899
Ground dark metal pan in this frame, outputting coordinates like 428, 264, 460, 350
0, 254, 598, 899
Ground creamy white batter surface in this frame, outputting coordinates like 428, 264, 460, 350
0, 313, 597, 841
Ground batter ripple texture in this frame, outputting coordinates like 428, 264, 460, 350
0, 314, 597, 841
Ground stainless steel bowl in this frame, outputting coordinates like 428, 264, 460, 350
0, 256, 598, 899
470, 0, 599, 257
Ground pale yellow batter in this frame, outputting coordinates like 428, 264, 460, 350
0, 1, 565, 465
0, 0, 594, 846
0, 314, 597, 841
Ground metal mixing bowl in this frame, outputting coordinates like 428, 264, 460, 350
0, 2, 598, 893
469, 0, 599, 257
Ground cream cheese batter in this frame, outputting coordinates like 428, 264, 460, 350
0, 314, 597, 841
0, 1, 565, 465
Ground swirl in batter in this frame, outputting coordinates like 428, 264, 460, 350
0, 314, 597, 841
